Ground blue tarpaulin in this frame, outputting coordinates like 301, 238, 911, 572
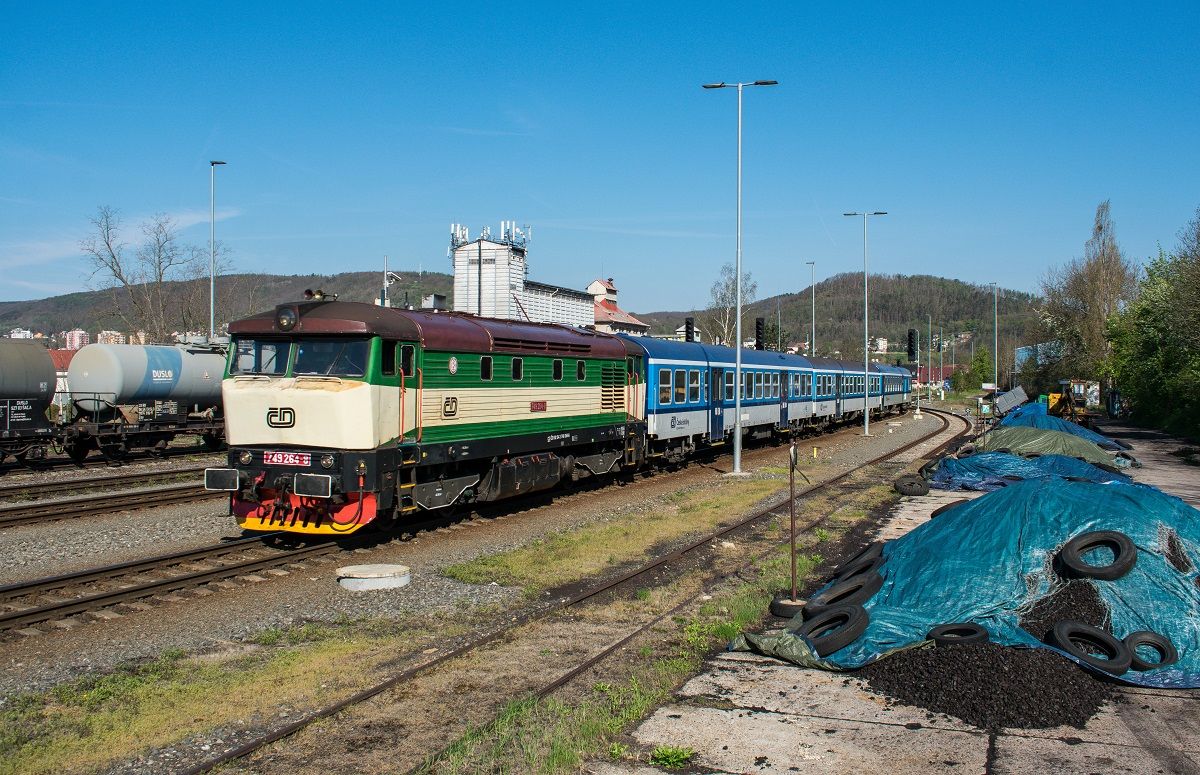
733, 479, 1200, 687
928, 452, 1132, 492
1000, 402, 1047, 424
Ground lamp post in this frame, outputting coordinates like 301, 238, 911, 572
991, 282, 999, 389
806, 260, 815, 355
844, 211, 887, 436
209, 160, 226, 339
703, 79, 778, 474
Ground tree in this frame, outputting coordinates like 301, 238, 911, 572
702, 263, 757, 346
1038, 200, 1139, 391
80, 207, 219, 343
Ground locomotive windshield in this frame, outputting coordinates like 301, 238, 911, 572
292, 337, 369, 377
230, 338, 291, 376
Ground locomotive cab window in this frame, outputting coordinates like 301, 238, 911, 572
230, 338, 290, 376
400, 345, 415, 377
382, 340, 397, 376
512, 358, 524, 381
579, 360, 587, 381
293, 337, 369, 377
658, 369, 671, 404
553, 359, 563, 381
480, 356, 493, 381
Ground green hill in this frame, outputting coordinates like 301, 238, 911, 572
634, 273, 1040, 363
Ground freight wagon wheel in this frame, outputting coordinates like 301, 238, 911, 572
1047, 620, 1132, 676
65, 439, 92, 463
796, 604, 869, 657
1056, 530, 1137, 581
1123, 630, 1179, 671
927, 622, 990, 646
802, 573, 884, 619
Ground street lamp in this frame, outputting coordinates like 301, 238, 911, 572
703, 79, 777, 474
844, 211, 887, 436
990, 282, 999, 388
209, 160, 227, 339
805, 261, 816, 355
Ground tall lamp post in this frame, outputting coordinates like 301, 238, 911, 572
703, 79, 778, 474
209, 160, 226, 339
844, 211, 887, 436
990, 282, 999, 388
806, 260, 816, 355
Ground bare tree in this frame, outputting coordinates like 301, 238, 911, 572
1039, 200, 1139, 386
702, 262, 757, 346
80, 207, 214, 343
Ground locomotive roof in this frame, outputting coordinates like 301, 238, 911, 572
228, 301, 628, 358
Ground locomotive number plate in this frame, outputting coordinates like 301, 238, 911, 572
263, 451, 312, 467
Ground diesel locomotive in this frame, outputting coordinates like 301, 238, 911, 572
205, 299, 911, 535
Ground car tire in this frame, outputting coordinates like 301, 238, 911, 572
1047, 620, 1132, 675
797, 604, 870, 657
1124, 630, 1179, 671
1057, 530, 1137, 581
803, 573, 884, 619
927, 622, 990, 646
769, 594, 806, 620
834, 554, 885, 582
894, 476, 930, 496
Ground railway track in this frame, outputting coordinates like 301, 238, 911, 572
0, 534, 341, 635
0, 444, 222, 477
0, 480, 221, 529
179, 408, 971, 775
0, 464, 211, 502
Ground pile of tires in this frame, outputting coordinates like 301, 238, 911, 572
1042, 530, 1178, 676
791, 542, 887, 657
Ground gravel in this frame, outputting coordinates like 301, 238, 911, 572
1017, 579, 1111, 641
855, 641, 1114, 730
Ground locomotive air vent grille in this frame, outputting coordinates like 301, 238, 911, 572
601, 363, 624, 412
492, 337, 589, 354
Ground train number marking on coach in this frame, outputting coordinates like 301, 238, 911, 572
266, 407, 296, 427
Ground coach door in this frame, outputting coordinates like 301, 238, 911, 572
778, 372, 788, 430
709, 368, 724, 441
834, 373, 844, 418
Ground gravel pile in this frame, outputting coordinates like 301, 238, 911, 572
855, 642, 1113, 730
1017, 579, 1110, 641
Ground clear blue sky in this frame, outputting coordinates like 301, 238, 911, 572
2, 2, 1197, 311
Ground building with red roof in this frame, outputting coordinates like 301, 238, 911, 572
588, 278, 649, 335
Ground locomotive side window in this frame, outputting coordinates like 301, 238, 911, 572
659, 369, 671, 403
553, 359, 563, 381
382, 340, 397, 376
688, 370, 700, 402
674, 369, 686, 403
579, 360, 587, 381
512, 357, 524, 381
401, 345, 415, 376
481, 356, 493, 381
230, 338, 290, 376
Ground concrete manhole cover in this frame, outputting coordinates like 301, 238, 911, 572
337, 563, 412, 591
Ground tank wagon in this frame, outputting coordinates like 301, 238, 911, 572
0, 339, 226, 464
206, 299, 911, 536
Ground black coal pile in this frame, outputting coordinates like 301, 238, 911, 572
855, 642, 1113, 730
1017, 580, 1110, 641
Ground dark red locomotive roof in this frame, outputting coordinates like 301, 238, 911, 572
228, 301, 628, 358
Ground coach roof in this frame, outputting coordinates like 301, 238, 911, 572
228, 301, 627, 358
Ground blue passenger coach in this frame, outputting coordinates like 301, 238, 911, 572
619, 335, 911, 461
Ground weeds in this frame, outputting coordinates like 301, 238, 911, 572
650, 745, 696, 768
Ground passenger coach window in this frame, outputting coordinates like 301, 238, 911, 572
743, 372, 752, 400
578, 360, 587, 381
553, 359, 563, 381
512, 358, 523, 381
725, 371, 734, 401
659, 369, 671, 403
401, 345, 415, 376
674, 369, 686, 403
481, 356, 493, 381
688, 370, 701, 402
755, 372, 764, 399
382, 341, 397, 376
772, 373, 780, 398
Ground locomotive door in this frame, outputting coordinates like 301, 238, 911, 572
709, 368, 724, 441
399, 343, 419, 441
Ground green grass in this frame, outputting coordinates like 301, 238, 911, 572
650, 745, 696, 768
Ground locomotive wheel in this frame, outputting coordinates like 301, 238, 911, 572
201, 432, 224, 451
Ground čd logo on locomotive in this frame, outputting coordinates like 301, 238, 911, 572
266, 407, 296, 427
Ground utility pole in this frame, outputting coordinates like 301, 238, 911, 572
927, 315, 932, 402
938, 325, 943, 396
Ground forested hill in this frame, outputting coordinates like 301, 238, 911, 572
0, 271, 454, 338
636, 273, 1040, 359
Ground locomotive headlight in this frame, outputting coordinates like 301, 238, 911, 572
238, 450, 253, 465
320, 454, 335, 469
276, 307, 297, 331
